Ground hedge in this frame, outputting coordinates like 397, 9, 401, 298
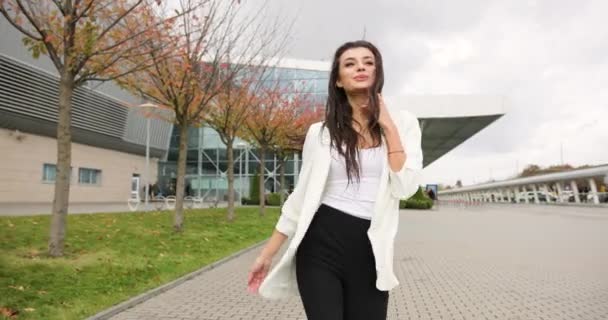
399, 186, 434, 210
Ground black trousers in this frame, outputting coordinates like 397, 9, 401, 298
295, 204, 389, 320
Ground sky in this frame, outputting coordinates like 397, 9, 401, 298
248, 0, 608, 187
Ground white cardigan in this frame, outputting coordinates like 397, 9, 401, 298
258, 107, 424, 300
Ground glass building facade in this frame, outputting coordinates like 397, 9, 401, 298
157, 66, 329, 202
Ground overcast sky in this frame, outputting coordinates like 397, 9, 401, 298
251, 0, 608, 187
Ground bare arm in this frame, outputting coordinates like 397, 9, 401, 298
248, 124, 318, 294
259, 229, 288, 260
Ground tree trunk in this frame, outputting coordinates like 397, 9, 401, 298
174, 123, 189, 232
259, 144, 266, 216
279, 155, 286, 205
226, 140, 235, 221
48, 72, 75, 257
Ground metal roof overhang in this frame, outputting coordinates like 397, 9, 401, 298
385, 95, 508, 167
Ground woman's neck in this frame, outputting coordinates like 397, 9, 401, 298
346, 92, 369, 130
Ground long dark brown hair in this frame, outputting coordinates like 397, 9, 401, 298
323, 40, 385, 185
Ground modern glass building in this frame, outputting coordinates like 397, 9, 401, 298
1, 17, 509, 210
157, 61, 331, 202
0, 14, 331, 206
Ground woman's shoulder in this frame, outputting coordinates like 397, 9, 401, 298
309, 121, 324, 130
306, 121, 325, 137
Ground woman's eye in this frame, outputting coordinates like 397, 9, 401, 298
345, 62, 354, 67
366, 61, 374, 66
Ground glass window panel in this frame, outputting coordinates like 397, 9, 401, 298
248, 162, 261, 175
167, 148, 179, 161
275, 67, 294, 80
186, 163, 198, 175
203, 149, 217, 162
313, 93, 327, 105
79, 169, 88, 184
78, 168, 101, 185
314, 78, 329, 93
91, 171, 98, 184
187, 150, 199, 162
285, 160, 295, 175
217, 149, 228, 162
202, 162, 216, 173
42, 163, 56, 182
295, 69, 320, 81
218, 161, 228, 172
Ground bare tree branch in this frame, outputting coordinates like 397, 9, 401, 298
95, 0, 144, 42
0, 6, 42, 41
75, 0, 96, 20
51, 0, 66, 15
1, 1, 64, 71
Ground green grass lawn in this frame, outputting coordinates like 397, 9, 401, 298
0, 207, 279, 320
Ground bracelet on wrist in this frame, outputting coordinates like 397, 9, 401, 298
387, 149, 404, 155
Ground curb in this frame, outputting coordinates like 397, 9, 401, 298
86, 239, 268, 320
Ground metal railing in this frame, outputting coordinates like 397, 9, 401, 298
436, 191, 608, 208
126, 195, 225, 212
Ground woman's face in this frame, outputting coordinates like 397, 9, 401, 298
336, 47, 376, 93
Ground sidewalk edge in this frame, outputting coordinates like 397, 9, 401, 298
85, 239, 268, 320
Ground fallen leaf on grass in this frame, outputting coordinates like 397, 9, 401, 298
27, 249, 40, 258
37, 290, 48, 295
0, 306, 18, 318
24, 307, 35, 312
8, 285, 24, 291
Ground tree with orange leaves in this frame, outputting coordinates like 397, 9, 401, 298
0, 0, 179, 256
243, 79, 301, 216
116, 0, 288, 230
271, 83, 324, 205
204, 66, 272, 221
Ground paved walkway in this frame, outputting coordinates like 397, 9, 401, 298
0, 202, 230, 216
108, 204, 608, 320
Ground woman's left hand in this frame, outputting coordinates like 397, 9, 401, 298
377, 93, 396, 130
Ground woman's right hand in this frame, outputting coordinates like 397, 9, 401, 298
247, 255, 272, 294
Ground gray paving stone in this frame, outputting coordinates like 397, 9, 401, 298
108, 204, 608, 320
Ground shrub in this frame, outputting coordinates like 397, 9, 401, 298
241, 197, 254, 205
249, 167, 260, 204
242, 196, 262, 205
399, 186, 434, 210
267, 193, 281, 206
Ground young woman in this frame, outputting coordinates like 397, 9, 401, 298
247, 40, 423, 320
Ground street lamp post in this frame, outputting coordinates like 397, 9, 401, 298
137, 103, 159, 211
236, 141, 248, 206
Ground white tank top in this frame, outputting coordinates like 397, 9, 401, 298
320, 143, 386, 220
